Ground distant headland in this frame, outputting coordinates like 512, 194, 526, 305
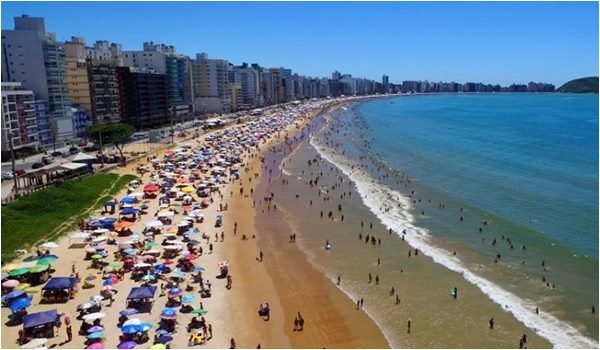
557, 77, 599, 94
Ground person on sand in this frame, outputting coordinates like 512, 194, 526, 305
293, 317, 299, 331
230, 338, 236, 349
297, 312, 304, 331
208, 324, 213, 339
337, 274, 341, 286
489, 317, 494, 329
407, 319, 411, 334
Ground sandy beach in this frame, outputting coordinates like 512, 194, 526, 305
1, 97, 390, 350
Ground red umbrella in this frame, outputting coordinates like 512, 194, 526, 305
144, 184, 160, 192
184, 254, 198, 260
163, 260, 174, 265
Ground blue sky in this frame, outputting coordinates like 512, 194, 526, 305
2, 1, 598, 86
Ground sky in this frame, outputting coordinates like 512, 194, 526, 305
1, 1, 598, 86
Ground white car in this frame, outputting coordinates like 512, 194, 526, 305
2, 172, 14, 180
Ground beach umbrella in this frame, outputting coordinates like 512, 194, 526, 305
169, 269, 185, 278
20, 338, 48, 349
142, 255, 156, 262
190, 308, 208, 315
155, 329, 171, 335
156, 335, 173, 344
1, 272, 8, 280
184, 253, 198, 260
90, 295, 104, 302
86, 343, 105, 349
150, 344, 166, 350
160, 308, 177, 319
167, 288, 182, 297
181, 294, 196, 303
22, 256, 40, 263
138, 322, 152, 332
2, 263, 19, 272
87, 326, 104, 333
94, 228, 109, 234
36, 255, 59, 265
91, 254, 105, 260
123, 318, 141, 326
9, 268, 29, 277
41, 242, 59, 249
77, 302, 95, 311
145, 242, 158, 248
95, 244, 108, 251
192, 266, 205, 272
2, 279, 20, 288
23, 287, 38, 294
122, 248, 136, 255
5, 290, 25, 299
121, 324, 140, 334
15, 283, 31, 290
85, 274, 98, 281
109, 261, 124, 268
119, 308, 139, 317
140, 274, 155, 282
9, 297, 32, 311
162, 260, 174, 265
154, 264, 168, 271
28, 265, 49, 273
117, 341, 137, 349
145, 220, 163, 228
87, 331, 104, 339
82, 312, 106, 321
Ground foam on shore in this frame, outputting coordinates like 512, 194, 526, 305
309, 123, 598, 349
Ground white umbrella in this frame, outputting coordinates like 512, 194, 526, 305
123, 318, 141, 326
82, 312, 106, 321
164, 245, 182, 251
157, 211, 175, 218
20, 338, 48, 349
93, 228, 109, 234
129, 192, 144, 197
92, 236, 107, 243
41, 242, 58, 249
133, 263, 151, 268
145, 221, 163, 228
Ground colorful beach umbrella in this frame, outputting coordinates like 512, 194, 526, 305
82, 312, 106, 321
15, 283, 31, 290
156, 335, 173, 344
91, 254, 104, 260
86, 343, 105, 349
181, 294, 196, 303
123, 318, 141, 326
5, 289, 25, 299
87, 331, 104, 339
9, 297, 32, 311
119, 308, 139, 317
85, 274, 98, 281
150, 344, 166, 349
87, 326, 104, 333
121, 324, 140, 334
117, 341, 137, 349
190, 308, 208, 315
167, 288, 182, 297
109, 261, 124, 268
160, 308, 177, 319
2, 279, 20, 288
141, 274, 155, 282
28, 265, 49, 273
8, 268, 29, 277
36, 256, 58, 266
138, 322, 152, 332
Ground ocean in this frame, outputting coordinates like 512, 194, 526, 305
258, 93, 598, 348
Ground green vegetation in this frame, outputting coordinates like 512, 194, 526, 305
87, 123, 135, 160
557, 77, 599, 94
1, 173, 136, 263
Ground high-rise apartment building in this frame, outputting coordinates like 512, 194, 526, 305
193, 53, 231, 114
1, 15, 74, 146
116, 67, 168, 130
1, 82, 39, 153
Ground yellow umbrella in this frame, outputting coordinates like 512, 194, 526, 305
2, 264, 18, 272
182, 187, 195, 193
24, 287, 39, 293
15, 283, 31, 290
167, 227, 178, 234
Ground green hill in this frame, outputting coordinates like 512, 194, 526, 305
557, 77, 599, 94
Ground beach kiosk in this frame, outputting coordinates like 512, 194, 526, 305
126, 286, 156, 313
41, 277, 77, 303
22, 309, 60, 341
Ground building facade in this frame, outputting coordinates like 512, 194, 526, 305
116, 67, 168, 130
1, 82, 39, 153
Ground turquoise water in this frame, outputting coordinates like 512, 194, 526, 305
345, 93, 599, 341
358, 93, 598, 257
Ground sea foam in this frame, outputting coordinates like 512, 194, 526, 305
309, 133, 598, 349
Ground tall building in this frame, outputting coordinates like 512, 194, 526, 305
34, 100, 51, 147
230, 83, 242, 112
230, 63, 259, 107
1, 15, 74, 146
1, 82, 39, 153
193, 53, 230, 114
71, 104, 91, 138
116, 67, 168, 130
64, 37, 121, 124
382, 74, 390, 93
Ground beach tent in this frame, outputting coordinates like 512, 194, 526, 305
42, 277, 76, 291
60, 162, 88, 171
23, 309, 59, 330
127, 286, 156, 300
72, 152, 97, 163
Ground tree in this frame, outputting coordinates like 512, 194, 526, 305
86, 123, 135, 163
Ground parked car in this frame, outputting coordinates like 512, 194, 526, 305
83, 145, 100, 152
1, 172, 14, 180
69, 146, 79, 154
32, 162, 44, 169
42, 155, 55, 165
51, 151, 63, 157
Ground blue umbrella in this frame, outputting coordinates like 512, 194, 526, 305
138, 322, 152, 332
155, 329, 171, 335
160, 308, 176, 318
120, 208, 138, 215
192, 266, 205, 272
87, 331, 104, 339
120, 197, 136, 204
154, 264, 168, 271
123, 248, 136, 254
181, 294, 196, 303
121, 324, 140, 334
119, 308, 139, 316
9, 296, 31, 312
157, 335, 173, 344
5, 290, 25, 299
